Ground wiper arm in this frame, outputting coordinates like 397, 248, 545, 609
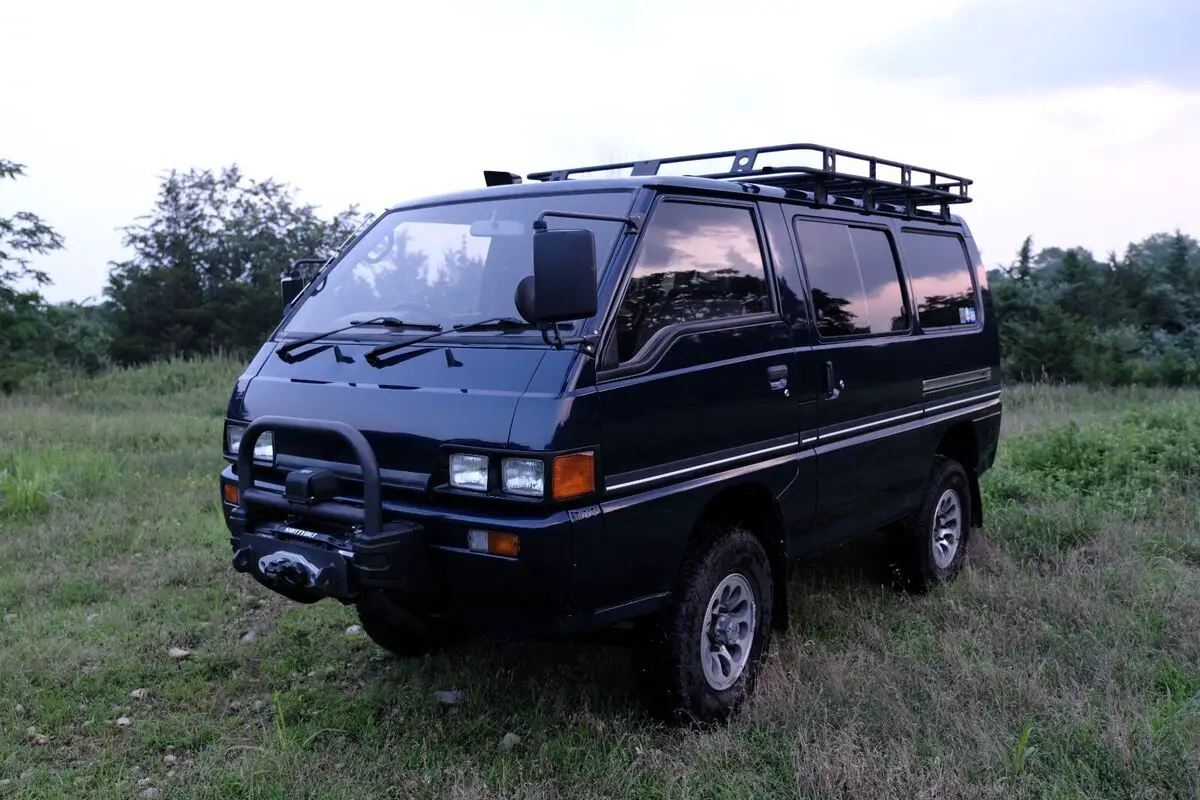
452, 316, 532, 331
365, 316, 535, 366
276, 317, 441, 363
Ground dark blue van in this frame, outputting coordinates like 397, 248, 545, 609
219, 143, 1002, 723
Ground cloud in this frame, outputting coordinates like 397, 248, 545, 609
861, 0, 1200, 93
3, 0, 1198, 303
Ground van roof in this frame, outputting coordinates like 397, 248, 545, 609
390, 142, 974, 226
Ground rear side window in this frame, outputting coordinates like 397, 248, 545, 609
900, 230, 979, 329
793, 219, 909, 338
613, 201, 770, 363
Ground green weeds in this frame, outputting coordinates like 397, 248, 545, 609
0, 363, 1197, 798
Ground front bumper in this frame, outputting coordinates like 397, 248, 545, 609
220, 416, 581, 635
228, 517, 429, 605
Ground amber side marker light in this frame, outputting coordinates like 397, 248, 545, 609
222, 484, 239, 505
468, 530, 520, 558
552, 451, 595, 501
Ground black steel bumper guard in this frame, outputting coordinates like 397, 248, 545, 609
230, 416, 428, 604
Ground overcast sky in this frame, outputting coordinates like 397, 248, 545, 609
4, 0, 1198, 303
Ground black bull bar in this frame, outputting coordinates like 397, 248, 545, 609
230, 415, 425, 603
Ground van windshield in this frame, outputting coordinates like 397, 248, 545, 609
281, 190, 635, 337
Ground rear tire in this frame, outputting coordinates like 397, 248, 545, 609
888, 456, 972, 592
636, 525, 773, 725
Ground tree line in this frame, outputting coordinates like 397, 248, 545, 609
0, 161, 366, 391
1, 158, 1198, 391
989, 230, 1200, 385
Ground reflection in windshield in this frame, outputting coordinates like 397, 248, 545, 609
282, 190, 634, 336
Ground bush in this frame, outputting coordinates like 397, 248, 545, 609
983, 400, 1200, 560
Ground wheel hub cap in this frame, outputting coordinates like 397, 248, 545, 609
713, 613, 736, 646
700, 573, 756, 691
932, 489, 962, 569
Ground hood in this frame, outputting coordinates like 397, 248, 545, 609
234, 339, 551, 489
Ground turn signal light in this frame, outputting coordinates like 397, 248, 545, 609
488, 532, 520, 558
552, 451, 595, 501
467, 529, 521, 558
222, 484, 239, 505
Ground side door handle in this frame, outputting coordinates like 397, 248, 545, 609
824, 361, 844, 400
767, 364, 789, 392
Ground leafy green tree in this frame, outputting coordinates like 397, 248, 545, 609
45, 301, 113, 377
0, 160, 64, 391
103, 165, 368, 365
991, 229, 1200, 387
1003, 235, 1034, 282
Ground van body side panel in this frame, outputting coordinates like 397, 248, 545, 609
970, 230, 1004, 478
808, 336, 931, 547
593, 455, 800, 614
507, 348, 599, 453
786, 210, 931, 550
758, 201, 818, 555
508, 347, 606, 616
895, 223, 1004, 480
588, 194, 800, 612
593, 321, 798, 609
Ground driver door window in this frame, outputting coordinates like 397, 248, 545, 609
613, 201, 771, 364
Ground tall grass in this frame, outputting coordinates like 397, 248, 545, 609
0, 454, 58, 517
10, 355, 244, 415
0, 359, 1196, 799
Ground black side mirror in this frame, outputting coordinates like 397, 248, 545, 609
280, 271, 304, 311
521, 228, 597, 325
281, 257, 326, 314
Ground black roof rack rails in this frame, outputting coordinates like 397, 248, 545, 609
526, 143, 972, 222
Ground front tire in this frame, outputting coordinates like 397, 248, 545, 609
637, 526, 773, 725
354, 593, 444, 658
888, 456, 972, 592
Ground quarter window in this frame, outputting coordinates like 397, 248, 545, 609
793, 219, 910, 338
613, 201, 770, 363
899, 230, 979, 328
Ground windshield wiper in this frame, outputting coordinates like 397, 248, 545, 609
453, 317, 531, 331
276, 317, 442, 363
365, 316, 535, 366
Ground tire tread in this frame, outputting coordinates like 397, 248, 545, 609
636, 525, 773, 725
888, 455, 972, 593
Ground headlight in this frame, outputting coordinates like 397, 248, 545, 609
501, 457, 544, 498
225, 423, 275, 461
449, 453, 489, 491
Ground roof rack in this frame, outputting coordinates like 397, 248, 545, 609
526, 143, 972, 221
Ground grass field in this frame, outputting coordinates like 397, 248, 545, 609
1, 359, 1197, 799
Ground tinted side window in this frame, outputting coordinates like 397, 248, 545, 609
900, 230, 979, 328
793, 219, 909, 338
614, 201, 769, 363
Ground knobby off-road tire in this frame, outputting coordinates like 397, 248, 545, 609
888, 456, 972, 593
354, 592, 444, 658
636, 526, 773, 725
